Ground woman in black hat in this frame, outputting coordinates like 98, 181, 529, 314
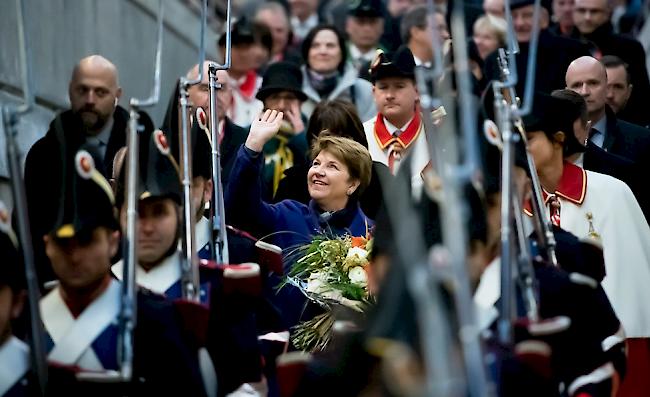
255, 61, 310, 200
300, 25, 377, 122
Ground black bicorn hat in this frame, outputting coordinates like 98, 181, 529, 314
347, 0, 386, 18
256, 61, 308, 102
160, 80, 214, 182
0, 201, 23, 291
52, 148, 119, 239
521, 92, 585, 157
369, 46, 416, 83
117, 128, 183, 208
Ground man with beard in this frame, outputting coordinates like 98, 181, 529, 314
23, 55, 154, 283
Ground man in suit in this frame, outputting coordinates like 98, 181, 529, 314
551, 89, 649, 220
601, 55, 648, 127
565, 56, 650, 164
24, 55, 154, 283
401, 5, 450, 69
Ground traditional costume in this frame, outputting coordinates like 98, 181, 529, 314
0, 203, 32, 397
519, 93, 650, 395
364, 46, 430, 196
39, 147, 207, 395
0, 337, 31, 397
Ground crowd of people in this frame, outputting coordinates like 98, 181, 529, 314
2, 0, 650, 395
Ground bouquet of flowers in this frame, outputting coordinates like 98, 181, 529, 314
285, 234, 374, 352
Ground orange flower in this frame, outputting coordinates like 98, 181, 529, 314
351, 236, 367, 248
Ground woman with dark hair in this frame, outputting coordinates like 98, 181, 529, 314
300, 25, 376, 121
274, 99, 389, 218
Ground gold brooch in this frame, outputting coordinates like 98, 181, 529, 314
586, 212, 601, 240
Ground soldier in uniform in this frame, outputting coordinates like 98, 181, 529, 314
111, 129, 214, 301
39, 148, 206, 395
112, 127, 274, 395
520, 92, 650, 395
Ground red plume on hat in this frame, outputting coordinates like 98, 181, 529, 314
51, 148, 118, 239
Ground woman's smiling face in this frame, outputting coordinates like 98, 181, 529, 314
307, 149, 359, 212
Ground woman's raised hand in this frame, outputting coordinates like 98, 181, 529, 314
245, 109, 284, 152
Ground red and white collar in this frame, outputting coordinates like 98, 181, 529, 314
373, 112, 422, 150
524, 161, 587, 215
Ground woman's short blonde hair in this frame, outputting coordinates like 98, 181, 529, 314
473, 14, 508, 46
310, 134, 372, 195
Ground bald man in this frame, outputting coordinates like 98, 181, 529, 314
565, 56, 650, 162
24, 55, 154, 282
570, 0, 650, 127
186, 62, 231, 127
69, 55, 122, 136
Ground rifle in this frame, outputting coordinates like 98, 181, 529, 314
492, 0, 547, 347
1, 0, 47, 393
206, 0, 233, 264
76, 0, 165, 384
374, 0, 494, 395
178, 0, 207, 301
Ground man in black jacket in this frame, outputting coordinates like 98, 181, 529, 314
23, 55, 154, 283
565, 56, 650, 163
552, 89, 649, 220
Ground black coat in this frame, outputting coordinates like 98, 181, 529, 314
569, 22, 650, 127
483, 29, 590, 96
582, 141, 649, 220
23, 106, 152, 283
273, 161, 390, 220
46, 289, 207, 396
600, 107, 650, 163
597, 108, 650, 221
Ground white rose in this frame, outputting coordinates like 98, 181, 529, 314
306, 271, 327, 293
348, 266, 368, 287
346, 247, 368, 260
